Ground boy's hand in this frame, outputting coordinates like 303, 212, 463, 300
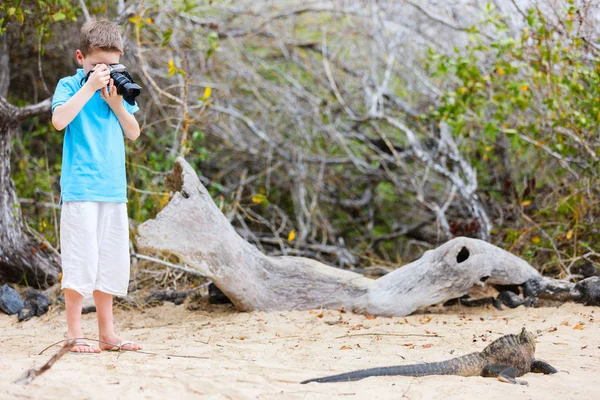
84, 64, 111, 91
101, 78, 124, 109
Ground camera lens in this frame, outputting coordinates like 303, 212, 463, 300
122, 82, 141, 98
111, 71, 141, 99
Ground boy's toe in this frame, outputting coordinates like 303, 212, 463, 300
70, 341, 100, 353
100, 338, 142, 351
120, 341, 142, 351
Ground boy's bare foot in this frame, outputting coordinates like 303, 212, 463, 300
99, 333, 142, 351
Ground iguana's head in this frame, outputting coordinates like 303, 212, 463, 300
518, 327, 536, 352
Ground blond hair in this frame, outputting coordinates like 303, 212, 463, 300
80, 20, 123, 56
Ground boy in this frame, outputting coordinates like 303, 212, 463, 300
52, 20, 142, 353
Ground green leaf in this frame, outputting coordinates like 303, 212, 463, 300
192, 130, 205, 141
52, 12, 66, 22
526, 10, 535, 27
162, 28, 172, 47
208, 31, 219, 46
206, 31, 219, 59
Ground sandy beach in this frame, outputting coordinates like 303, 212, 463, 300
1, 301, 598, 399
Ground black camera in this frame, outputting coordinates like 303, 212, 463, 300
82, 63, 142, 105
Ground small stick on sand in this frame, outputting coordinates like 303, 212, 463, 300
14, 339, 76, 385
335, 333, 441, 339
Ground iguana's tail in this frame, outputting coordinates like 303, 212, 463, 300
301, 353, 483, 384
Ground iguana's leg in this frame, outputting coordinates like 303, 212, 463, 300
531, 360, 558, 374
481, 364, 508, 377
482, 365, 528, 385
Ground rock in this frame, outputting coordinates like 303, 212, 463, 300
539, 279, 573, 302
55, 296, 120, 313
571, 276, 600, 306
522, 278, 543, 299
145, 289, 190, 306
442, 295, 469, 307
523, 277, 573, 305
208, 283, 232, 305
492, 284, 521, 295
496, 291, 524, 308
443, 295, 497, 308
0, 284, 24, 315
79, 297, 96, 314
17, 289, 51, 321
82, 305, 97, 314
571, 262, 599, 279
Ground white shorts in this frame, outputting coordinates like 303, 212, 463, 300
60, 201, 130, 298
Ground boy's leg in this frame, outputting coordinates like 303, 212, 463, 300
95, 290, 141, 351
60, 201, 100, 353
64, 289, 100, 353
95, 202, 141, 351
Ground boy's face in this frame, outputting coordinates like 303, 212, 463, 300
76, 49, 121, 74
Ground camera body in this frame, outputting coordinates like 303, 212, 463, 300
82, 63, 142, 105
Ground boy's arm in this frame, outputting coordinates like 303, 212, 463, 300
52, 84, 96, 130
52, 64, 111, 131
102, 79, 140, 141
110, 102, 140, 140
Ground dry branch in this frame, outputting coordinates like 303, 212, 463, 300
14, 339, 75, 385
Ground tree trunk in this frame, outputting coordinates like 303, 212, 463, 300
136, 157, 542, 316
0, 97, 60, 287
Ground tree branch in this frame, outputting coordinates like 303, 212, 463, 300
16, 98, 52, 121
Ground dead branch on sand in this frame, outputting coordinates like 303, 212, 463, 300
15, 339, 75, 385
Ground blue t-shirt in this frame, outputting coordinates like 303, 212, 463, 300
52, 69, 139, 204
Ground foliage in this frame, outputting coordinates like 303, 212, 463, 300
4, 1, 599, 279
426, 3, 599, 275
0, 0, 78, 50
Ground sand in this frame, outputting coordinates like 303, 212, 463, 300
1, 301, 599, 399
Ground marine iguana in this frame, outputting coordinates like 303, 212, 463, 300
301, 328, 557, 385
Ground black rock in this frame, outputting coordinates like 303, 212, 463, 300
572, 276, 600, 306
522, 278, 543, 299
145, 289, 190, 306
459, 296, 497, 308
0, 284, 24, 315
443, 295, 498, 309
492, 284, 521, 295
82, 304, 97, 314
208, 283, 232, 305
496, 291, 524, 308
571, 262, 599, 279
443, 295, 469, 307
17, 289, 52, 321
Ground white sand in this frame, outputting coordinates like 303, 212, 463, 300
1, 301, 598, 399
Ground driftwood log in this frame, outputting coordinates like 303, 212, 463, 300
136, 157, 551, 317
